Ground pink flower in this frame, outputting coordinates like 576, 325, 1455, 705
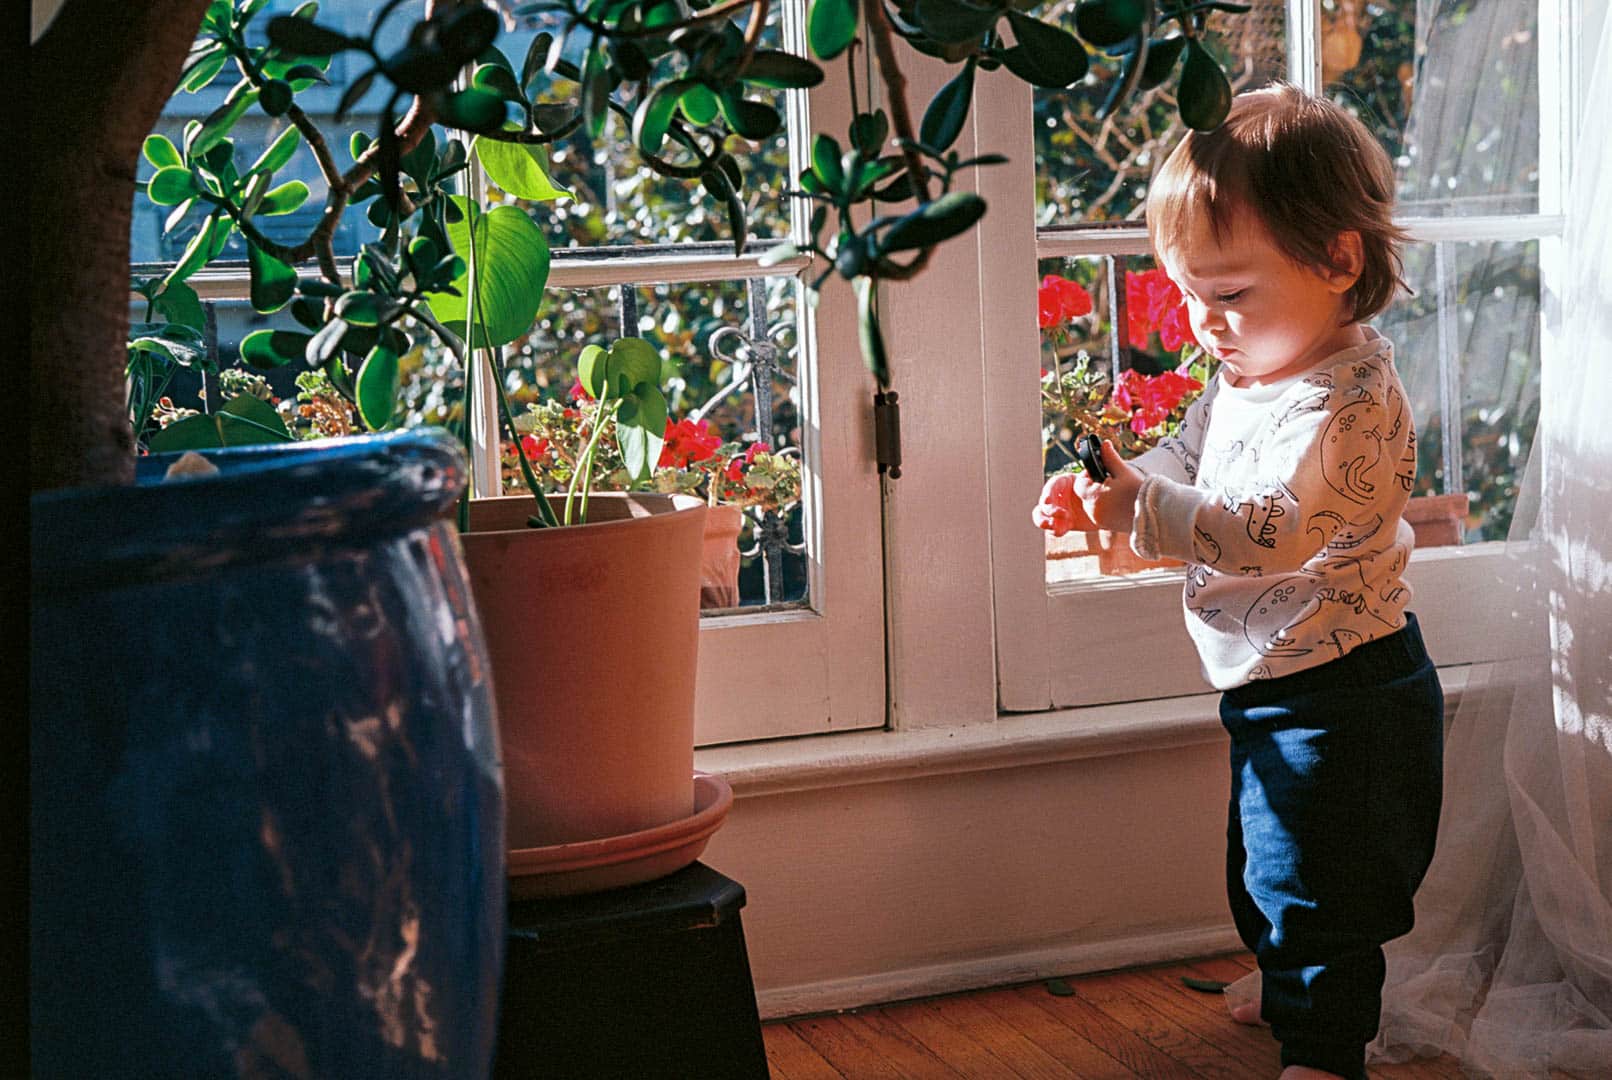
568, 379, 593, 403
519, 434, 550, 460
1124, 268, 1197, 351
724, 441, 770, 483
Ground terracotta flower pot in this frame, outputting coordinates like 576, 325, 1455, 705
700, 503, 745, 609
460, 492, 707, 858
1405, 492, 1470, 548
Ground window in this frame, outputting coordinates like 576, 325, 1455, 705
129, 0, 885, 746
986, 0, 1569, 712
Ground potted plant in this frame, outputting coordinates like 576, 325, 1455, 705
1038, 268, 1214, 574
31, 0, 1249, 1063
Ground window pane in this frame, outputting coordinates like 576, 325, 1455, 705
132, 0, 429, 267
1379, 238, 1540, 542
508, 8, 794, 250
1035, 3, 1286, 224
1323, 0, 1539, 217
493, 276, 808, 610
1037, 254, 1208, 583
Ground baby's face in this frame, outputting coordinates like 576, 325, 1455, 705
1158, 210, 1362, 387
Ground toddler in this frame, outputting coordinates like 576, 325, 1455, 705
1034, 84, 1443, 1080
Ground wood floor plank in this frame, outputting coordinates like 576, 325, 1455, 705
1104, 965, 1281, 1075
1072, 970, 1254, 1080
918, 994, 1082, 1080
971, 986, 1141, 1080
835, 1009, 968, 1080
790, 1014, 906, 1080
1013, 984, 1206, 1080
764, 1020, 847, 1080
877, 998, 1025, 1080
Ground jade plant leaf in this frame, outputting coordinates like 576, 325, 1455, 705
356, 344, 401, 431
239, 328, 314, 369
807, 0, 858, 61
247, 241, 297, 313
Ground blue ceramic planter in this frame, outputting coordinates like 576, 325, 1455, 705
30, 432, 505, 1077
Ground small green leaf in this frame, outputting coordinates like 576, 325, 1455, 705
1074, 0, 1147, 48
717, 90, 782, 141
190, 83, 259, 159
1181, 976, 1229, 994
1178, 40, 1233, 131
617, 384, 667, 482
147, 167, 197, 206
335, 290, 386, 326
855, 276, 889, 387
914, 0, 1000, 44
679, 82, 720, 125
180, 47, 229, 93
258, 180, 311, 215
879, 190, 988, 252
811, 133, 845, 193
265, 14, 352, 57
1044, 978, 1075, 997
154, 281, 206, 331
740, 50, 825, 89
247, 242, 297, 313
851, 110, 890, 156
147, 394, 292, 451
807, 0, 858, 61
335, 69, 377, 122
439, 87, 508, 132
260, 78, 294, 117
143, 135, 183, 170
239, 328, 315, 368
633, 80, 687, 156
474, 136, 571, 201
1001, 11, 1089, 88
578, 342, 608, 398
250, 125, 302, 176
356, 345, 400, 430
920, 58, 977, 153
1138, 35, 1187, 91
471, 63, 524, 104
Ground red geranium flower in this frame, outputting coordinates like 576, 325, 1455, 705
659, 417, 723, 469
1037, 274, 1094, 330
519, 434, 550, 460
724, 441, 771, 483
1112, 368, 1203, 434
568, 379, 593, 403
1124, 268, 1197, 351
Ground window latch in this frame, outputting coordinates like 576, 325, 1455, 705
874, 390, 901, 480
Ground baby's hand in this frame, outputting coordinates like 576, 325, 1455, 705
1074, 440, 1143, 533
1031, 472, 1096, 536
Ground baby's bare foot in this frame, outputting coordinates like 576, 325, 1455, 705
1279, 1067, 1348, 1080
1224, 969, 1263, 1025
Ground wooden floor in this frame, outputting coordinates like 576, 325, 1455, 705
763, 952, 1485, 1080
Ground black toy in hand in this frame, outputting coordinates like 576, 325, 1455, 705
1075, 433, 1107, 483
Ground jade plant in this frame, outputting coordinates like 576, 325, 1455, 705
29, 0, 1249, 496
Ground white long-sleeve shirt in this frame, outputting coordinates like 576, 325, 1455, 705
1129, 330, 1418, 690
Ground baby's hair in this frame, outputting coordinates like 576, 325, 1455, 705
1146, 83, 1409, 322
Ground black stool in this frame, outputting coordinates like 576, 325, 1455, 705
495, 862, 768, 1080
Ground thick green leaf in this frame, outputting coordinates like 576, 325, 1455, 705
154, 281, 206, 331
260, 78, 294, 116
356, 345, 401, 430
851, 110, 890, 155
163, 215, 232, 289
265, 14, 352, 57
740, 50, 825, 89
879, 190, 988, 252
1074, 0, 1147, 48
914, 0, 1000, 44
474, 136, 571, 201
147, 167, 197, 206
807, 0, 858, 61
578, 342, 608, 399
247, 242, 297, 313
147, 394, 292, 451
855, 276, 889, 387
471, 63, 524, 104
249, 125, 302, 176
1138, 35, 1186, 90
811, 133, 845, 193
607, 336, 661, 397
144, 135, 183, 170
190, 84, 259, 159
1178, 39, 1232, 131
335, 290, 386, 326
920, 58, 977, 152
427, 197, 550, 349
633, 80, 686, 156
1001, 11, 1089, 88
617, 384, 667, 482
258, 180, 311, 215
307, 317, 349, 364
240, 328, 314, 368
716, 90, 782, 141
439, 88, 509, 132
679, 82, 720, 125
180, 47, 229, 93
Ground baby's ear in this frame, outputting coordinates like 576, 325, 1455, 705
1325, 230, 1365, 292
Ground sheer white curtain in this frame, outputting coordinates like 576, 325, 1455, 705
1370, 8, 1612, 1072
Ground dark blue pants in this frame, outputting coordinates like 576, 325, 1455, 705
1220, 613, 1443, 1080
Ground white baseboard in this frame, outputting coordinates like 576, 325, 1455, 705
755, 922, 1245, 1021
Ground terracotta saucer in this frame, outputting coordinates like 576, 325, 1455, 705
507, 773, 734, 899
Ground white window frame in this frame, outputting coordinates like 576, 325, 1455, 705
985, 0, 1584, 712
131, 0, 888, 748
